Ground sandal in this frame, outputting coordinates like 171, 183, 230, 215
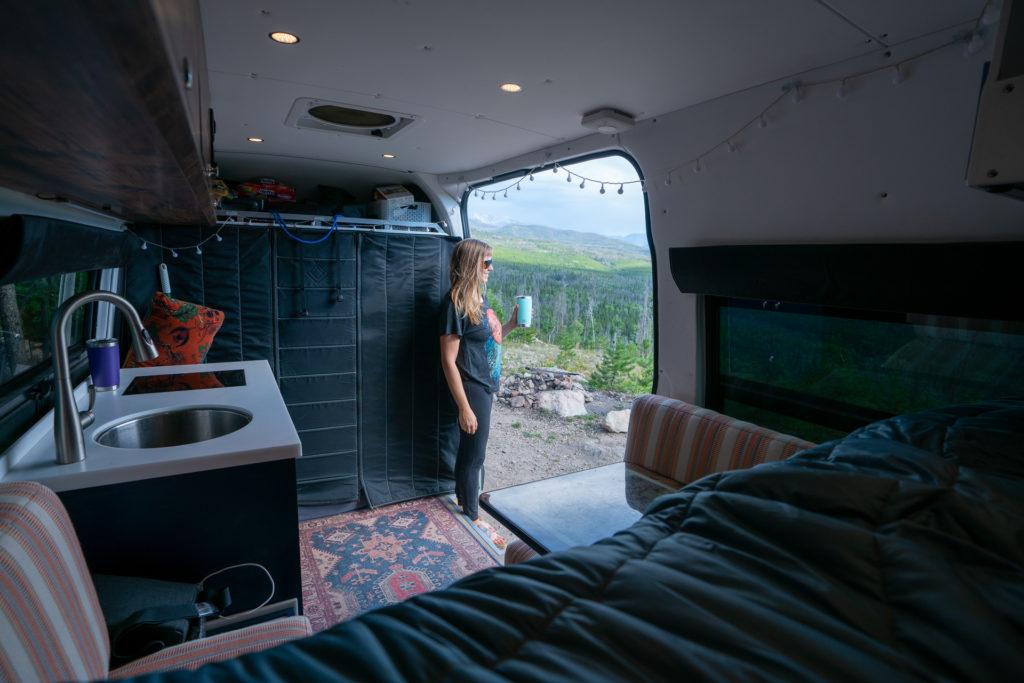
473, 519, 508, 550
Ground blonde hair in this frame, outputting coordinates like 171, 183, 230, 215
449, 238, 491, 325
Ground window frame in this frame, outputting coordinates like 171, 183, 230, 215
705, 294, 1024, 436
0, 269, 102, 453
459, 150, 658, 394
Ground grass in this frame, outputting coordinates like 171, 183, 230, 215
511, 421, 521, 429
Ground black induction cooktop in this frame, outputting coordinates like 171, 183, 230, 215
123, 369, 246, 395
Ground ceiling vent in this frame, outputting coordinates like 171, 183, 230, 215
285, 98, 418, 139
581, 108, 636, 134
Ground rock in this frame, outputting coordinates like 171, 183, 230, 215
510, 395, 527, 408
602, 409, 631, 433
535, 389, 587, 417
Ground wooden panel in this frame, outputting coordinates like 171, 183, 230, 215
0, 0, 214, 225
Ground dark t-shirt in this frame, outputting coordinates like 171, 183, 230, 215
439, 292, 503, 393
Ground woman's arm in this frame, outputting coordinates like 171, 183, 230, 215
440, 334, 478, 434
501, 303, 519, 338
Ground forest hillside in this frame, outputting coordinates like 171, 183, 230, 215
474, 221, 654, 393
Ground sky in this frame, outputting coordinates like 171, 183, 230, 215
467, 155, 647, 237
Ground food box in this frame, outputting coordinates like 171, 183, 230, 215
236, 178, 297, 203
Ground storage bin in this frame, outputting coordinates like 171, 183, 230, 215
372, 200, 432, 222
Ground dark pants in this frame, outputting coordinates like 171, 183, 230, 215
455, 381, 493, 520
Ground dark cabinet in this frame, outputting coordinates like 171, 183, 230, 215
0, 0, 215, 225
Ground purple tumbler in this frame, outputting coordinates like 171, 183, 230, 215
86, 338, 120, 391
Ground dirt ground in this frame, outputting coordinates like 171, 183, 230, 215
476, 389, 635, 551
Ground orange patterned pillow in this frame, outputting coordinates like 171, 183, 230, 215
123, 292, 225, 368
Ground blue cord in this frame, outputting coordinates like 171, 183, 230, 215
271, 210, 339, 244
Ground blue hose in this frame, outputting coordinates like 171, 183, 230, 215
271, 210, 339, 244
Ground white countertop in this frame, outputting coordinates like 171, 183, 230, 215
0, 360, 300, 492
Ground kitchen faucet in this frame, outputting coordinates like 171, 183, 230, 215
51, 291, 159, 465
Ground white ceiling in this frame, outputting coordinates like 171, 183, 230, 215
201, 0, 985, 177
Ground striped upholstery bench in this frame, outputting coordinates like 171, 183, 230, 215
505, 395, 815, 565
0, 481, 311, 682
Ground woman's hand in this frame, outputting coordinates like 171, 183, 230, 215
506, 303, 519, 329
459, 407, 479, 434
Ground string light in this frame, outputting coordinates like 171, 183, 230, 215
215, 234, 223, 242
196, 246, 202, 255
693, 159, 702, 174
836, 79, 847, 99
140, 242, 147, 250
758, 114, 768, 129
566, 173, 572, 182
579, 179, 585, 189
891, 64, 905, 85
618, 184, 624, 195
170, 249, 178, 259
599, 183, 606, 194
727, 140, 738, 153
529, 174, 534, 181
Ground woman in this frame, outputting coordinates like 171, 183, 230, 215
439, 238, 518, 545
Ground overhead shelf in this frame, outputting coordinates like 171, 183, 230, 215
217, 210, 448, 236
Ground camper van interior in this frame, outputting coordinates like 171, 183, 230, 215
1, 0, 1023, 681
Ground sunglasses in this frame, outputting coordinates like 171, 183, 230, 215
483, 259, 493, 267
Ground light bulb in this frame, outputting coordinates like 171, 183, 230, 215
196, 246, 202, 255
836, 79, 847, 99
492, 194, 496, 200
600, 184, 606, 194
664, 175, 672, 186
566, 173, 572, 182
171, 249, 178, 259
790, 84, 801, 103
553, 166, 558, 174
891, 65, 904, 85
529, 174, 534, 181
693, 159, 702, 174
215, 233, 223, 242
758, 114, 768, 129
141, 242, 148, 250
579, 179, 585, 189
516, 183, 521, 190
727, 140, 737, 153
618, 184, 624, 195
503, 190, 508, 198
965, 32, 984, 56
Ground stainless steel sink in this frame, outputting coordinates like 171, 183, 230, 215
94, 407, 252, 449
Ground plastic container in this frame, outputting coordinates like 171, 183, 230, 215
516, 295, 533, 327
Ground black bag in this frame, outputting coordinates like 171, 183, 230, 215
93, 574, 230, 666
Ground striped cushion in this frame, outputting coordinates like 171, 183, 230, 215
503, 540, 539, 566
0, 482, 110, 683
109, 616, 312, 678
624, 395, 816, 485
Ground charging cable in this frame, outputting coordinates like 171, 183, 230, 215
199, 562, 275, 619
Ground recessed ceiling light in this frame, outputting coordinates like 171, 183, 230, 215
382, 153, 397, 159
499, 83, 523, 93
269, 31, 300, 44
247, 136, 264, 143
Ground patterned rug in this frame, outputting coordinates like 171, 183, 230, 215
299, 495, 502, 631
